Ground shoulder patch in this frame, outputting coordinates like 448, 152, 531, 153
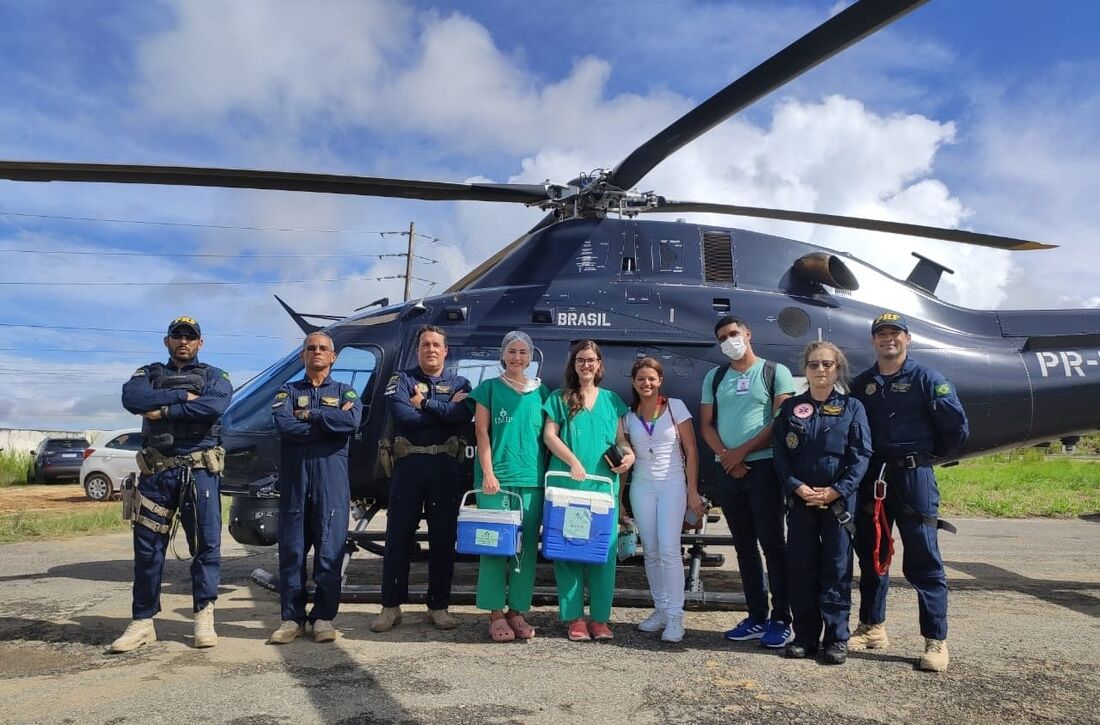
343, 389, 358, 400
275, 391, 289, 401
935, 382, 952, 397
384, 373, 400, 396
131, 367, 146, 378
221, 371, 231, 381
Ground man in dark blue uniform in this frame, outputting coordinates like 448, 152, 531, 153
269, 332, 362, 645
110, 316, 233, 653
850, 312, 968, 672
372, 324, 471, 633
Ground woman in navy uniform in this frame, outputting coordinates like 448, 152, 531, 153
773, 341, 871, 664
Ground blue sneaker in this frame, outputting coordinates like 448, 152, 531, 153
760, 620, 794, 648
724, 617, 766, 641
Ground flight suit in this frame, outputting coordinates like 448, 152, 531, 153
272, 377, 363, 624
121, 360, 233, 619
852, 357, 969, 640
773, 391, 872, 648
381, 366, 471, 610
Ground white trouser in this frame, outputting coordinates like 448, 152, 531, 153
629, 477, 688, 616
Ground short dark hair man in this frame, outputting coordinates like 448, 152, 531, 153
372, 324, 471, 632
849, 312, 968, 672
111, 316, 233, 653
699, 315, 796, 649
268, 331, 363, 644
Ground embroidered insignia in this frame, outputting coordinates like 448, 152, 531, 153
296, 395, 310, 408
274, 391, 289, 401
935, 382, 951, 397
890, 382, 911, 393
321, 396, 339, 406
416, 382, 429, 394
131, 368, 146, 377
221, 371, 231, 381
821, 404, 843, 416
384, 374, 400, 396
793, 402, 814, 419
343, 390, 358, 399
435, 384, 451, 393
786, 432, 799, 449
865, 383, 877, 396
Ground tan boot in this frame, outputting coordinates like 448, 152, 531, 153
108, 619, 156, 653
427, 608, 457, 630
848, 622, 889, 651
268, 620, 303, 645
312, 619, 337, 643
193, 603, 217, 648
920, 638, 949, 672
370, 606, 402, 633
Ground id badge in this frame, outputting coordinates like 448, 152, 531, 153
735, 377, 751, 395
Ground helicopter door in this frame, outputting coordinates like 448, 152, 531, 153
327, 345, 381, 487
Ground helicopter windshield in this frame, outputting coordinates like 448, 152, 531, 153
223, 345, 379, 434
434, 346, 542, 387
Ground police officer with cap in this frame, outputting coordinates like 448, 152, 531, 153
268, 332, 362, 645
850, 312, 968, 672
111, 316, 233, 653
372, 324, 471, 633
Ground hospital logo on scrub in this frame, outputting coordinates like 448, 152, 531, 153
493, 407, 513, 425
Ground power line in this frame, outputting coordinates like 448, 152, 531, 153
0, 247, 440, 264
0, 209, 413, 236
0, 274, 442, 287
0, 322, 298, 339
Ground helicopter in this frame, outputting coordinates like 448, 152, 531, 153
2, 0, 1098, 607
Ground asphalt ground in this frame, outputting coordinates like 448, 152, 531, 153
1, 516, 1098, 724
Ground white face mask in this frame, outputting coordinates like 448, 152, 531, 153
720, 336, 746, 361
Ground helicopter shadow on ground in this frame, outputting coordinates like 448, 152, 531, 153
942, 561, 1100, 618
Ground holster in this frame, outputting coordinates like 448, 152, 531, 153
121, 472, 175, 536
377, 440, 394, 477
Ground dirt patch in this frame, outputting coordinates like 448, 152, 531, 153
0, 484, 101, 514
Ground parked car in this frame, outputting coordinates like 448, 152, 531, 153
27, 437, 88, 484
80, 429, 142, 502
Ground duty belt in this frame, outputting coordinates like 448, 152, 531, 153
137, 446, 225, 476
879, 453, 937, 469
393, 436, 462, 459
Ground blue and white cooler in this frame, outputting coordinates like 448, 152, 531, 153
541, 471, 616, 564
455, 489, 523, 557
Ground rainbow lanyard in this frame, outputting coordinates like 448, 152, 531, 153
637, 398, 666, 436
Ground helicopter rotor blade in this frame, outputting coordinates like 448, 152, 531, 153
642, 200, 1055, 251
607, 0, 928, 191
0, 161, 551, 205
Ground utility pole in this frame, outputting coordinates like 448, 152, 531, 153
403, 220, 415, 302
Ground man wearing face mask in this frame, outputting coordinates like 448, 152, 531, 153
700, 315, 796, 649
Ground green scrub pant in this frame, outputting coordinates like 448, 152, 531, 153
475, 486, 544, 612
551, 475, 619, 623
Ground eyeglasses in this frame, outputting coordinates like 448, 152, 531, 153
575, 357, 600, 366
169, 333, 199, 342
305, 345, 332, 352
806, 360, 837, 370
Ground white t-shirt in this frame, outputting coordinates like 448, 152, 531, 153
624, 398, 691, 485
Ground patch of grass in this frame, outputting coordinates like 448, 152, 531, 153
0, 451, 34, 487
0, 505, 129, 543
938, 455, 1100, 518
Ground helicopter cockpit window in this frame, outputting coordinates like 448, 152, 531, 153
222, 345, 379, 434
438, 346, 542, 389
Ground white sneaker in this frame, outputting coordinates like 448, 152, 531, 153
637, 610, 667, 633
108, 619, 156, 653
661, 616, 685, 643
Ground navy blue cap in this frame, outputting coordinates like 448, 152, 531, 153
167, 315, 201, 337
871, 311, 908, 334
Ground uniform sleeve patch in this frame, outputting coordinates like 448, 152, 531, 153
131, 368, 146, 378
935, 382, 952, 397
221, 371, 231, 381
384, 374, 400, 396
343, 390, 358, 400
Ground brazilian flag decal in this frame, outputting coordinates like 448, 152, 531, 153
934, 383, 951, 397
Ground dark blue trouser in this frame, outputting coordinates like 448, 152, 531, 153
713, 461, 790, 624
132, 466, 221, 619
381, 454, 461, 610
855, 465, 948, 640
786, 495, 855, 646
278, 465, 350, 624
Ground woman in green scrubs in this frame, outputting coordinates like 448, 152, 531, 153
470, 330, 550, 642
543, 340, 634, 641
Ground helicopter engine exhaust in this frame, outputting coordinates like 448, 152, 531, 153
792, 252, 859, 291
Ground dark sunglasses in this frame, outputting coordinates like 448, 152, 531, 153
305, 344, 332, 352
806, 360, 836, 370
169, 333, 199, 342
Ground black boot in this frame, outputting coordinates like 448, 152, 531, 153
784, 641, 817, 659
823, 641, 848, 665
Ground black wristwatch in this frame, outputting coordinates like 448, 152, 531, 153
159, 405, 169, 419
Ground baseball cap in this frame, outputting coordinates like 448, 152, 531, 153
167, 315, 202, 337
871, 311, 908, 334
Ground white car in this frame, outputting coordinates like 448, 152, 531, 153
80, 429, 142, 502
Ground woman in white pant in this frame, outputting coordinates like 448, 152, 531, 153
625, 357, 703, 642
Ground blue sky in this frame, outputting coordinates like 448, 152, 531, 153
2, 0, 1099, 432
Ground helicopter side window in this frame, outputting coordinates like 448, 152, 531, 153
439, 346, 543, 388
329, 346, 379, 421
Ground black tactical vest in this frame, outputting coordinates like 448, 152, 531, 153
142, 363, 221, 452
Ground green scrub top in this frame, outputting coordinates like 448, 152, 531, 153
469, 376, 551, 488
543, 387, 629, 489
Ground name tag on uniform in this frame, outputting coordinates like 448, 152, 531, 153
321, 396, 339, 407
735, 377, 751, 395
890, 382, 911, 393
